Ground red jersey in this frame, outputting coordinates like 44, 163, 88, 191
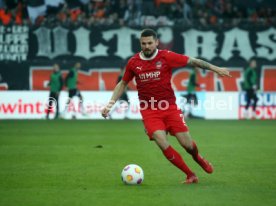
122, 49, 189, 105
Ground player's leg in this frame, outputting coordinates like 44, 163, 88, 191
77, 90, 85, 114
166, 105, 213, 174
252, 91, 258, 112
189, 93, 198, 117
244, 89, 252, 118
193, 94, 198, 106
175, 132, 213, 174
64, 98, 71, 112
62, 90, 73, 117
77, 90, 83, 102
46, 92, 54, 119
152, 130, 197, 183
245, 89, 253, 110
140, 108, 197, 184
152, 130, 169, 150
183, 93, 192, 117
54, 93, 59, 119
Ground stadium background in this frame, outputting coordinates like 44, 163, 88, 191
0, 0, 275, 120
0, 1, 276, 206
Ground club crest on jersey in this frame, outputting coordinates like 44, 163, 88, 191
156, 61, 162, 69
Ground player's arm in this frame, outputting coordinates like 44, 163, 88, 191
59, 76, 63, 91
101, 80, 128, 118
187, 57, 232, 77
47, 79, 51, 87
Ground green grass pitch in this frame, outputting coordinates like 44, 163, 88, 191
0, 120, 275, 206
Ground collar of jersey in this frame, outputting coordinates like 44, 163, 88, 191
139, 49, 159, 61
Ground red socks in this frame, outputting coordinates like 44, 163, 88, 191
163, 146, 194, 177
163, 142, 213, 177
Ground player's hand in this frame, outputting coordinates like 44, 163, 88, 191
101, 107, 110, 119
101, 100, 115, 119
216, 67, 232, 77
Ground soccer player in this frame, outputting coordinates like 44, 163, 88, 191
182, 67, 201, 118
63, 62, 84, 116
101, 29, 231, 184
46, 64, 63, 119
243, 59, 259, 118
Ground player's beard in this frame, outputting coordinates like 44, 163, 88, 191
143, 48, 156, 58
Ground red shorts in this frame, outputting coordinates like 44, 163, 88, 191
140, 105, 189, 140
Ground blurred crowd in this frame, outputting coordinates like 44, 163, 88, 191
0, 0, 275, 27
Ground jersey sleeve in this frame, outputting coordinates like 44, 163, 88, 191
122, 59, 135, 83
59, 75, 63, 91
165, 50, 189, 69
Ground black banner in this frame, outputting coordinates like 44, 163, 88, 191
0, 25, 275, 90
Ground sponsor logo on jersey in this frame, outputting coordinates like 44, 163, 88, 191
139, 71, 161, 81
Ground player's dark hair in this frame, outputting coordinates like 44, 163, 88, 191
249, 58, 256, 63
141, 29, 157, 39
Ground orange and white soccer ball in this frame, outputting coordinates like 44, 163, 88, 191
121, 164, 144, 185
